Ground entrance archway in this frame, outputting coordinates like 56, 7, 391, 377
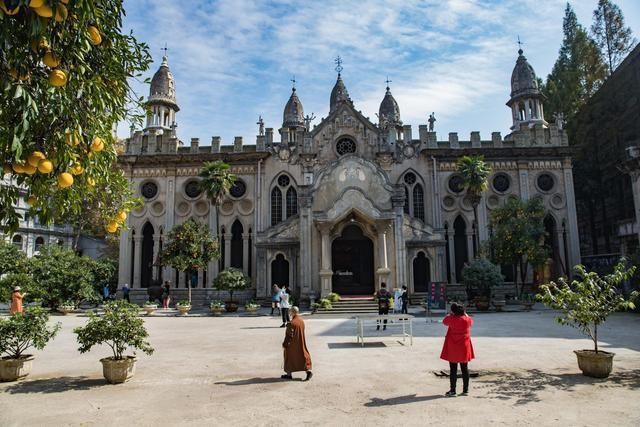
331, 224, 374, 295
271, 254, 289, 287
413, 251, 431, 292
141, 222, 154, 288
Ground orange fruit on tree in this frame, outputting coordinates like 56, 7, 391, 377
26, 195, 37, 206
105, 221, 119, 233
87, 176, 95, 186
27, 151, 46, 167
58, 172, 73, 188
87, 26, 102, 46
12, 163, 25, 174
53, 3, 67, 22
48, 69, 67, 87
0, 1, 20, 15
91, 136, 104, 152
37, 159, 53, 174
70, 162, 84, 175
33, 5, 53, 18
24, 164, 37, 175
43, 51, 60, 68
116, 211, 127, 222
65, 130, 80, 146
29, 0, 45, 8
38, 37, 49, 50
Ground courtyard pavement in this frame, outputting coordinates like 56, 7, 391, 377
1, 308, 639, 426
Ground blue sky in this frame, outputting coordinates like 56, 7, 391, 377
118, 0, 640, 145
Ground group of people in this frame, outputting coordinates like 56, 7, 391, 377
270, 284, 291, 327
374, 283, 409, 330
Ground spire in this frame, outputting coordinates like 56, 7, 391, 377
330, 57, 352, 113
378, 78, 401, 129
282, 81, 304, 128
506, 43, 546, 130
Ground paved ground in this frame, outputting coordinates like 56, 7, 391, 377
1, 308, 639, 427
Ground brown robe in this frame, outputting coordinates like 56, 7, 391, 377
10, 292, 23, 315
282, 315, 312, 373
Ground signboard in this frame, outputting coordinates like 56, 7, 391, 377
428, 282, 447, 309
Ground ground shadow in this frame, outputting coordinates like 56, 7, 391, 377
475, 368, 640, 405
215, 377, 295, 386
1, 376, 106, 394
364, 394, 443, 407
327, 342, 386, 349
241, 326, 283, 330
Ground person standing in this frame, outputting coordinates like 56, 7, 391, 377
440, 303, 475, 397
279, 285, 290, 327
281, 306, 313, 381
162, 281, 171, 309
271, 284, 281, 316
10, 286, 26, 315
122, 283, 130, 303
401, 285, 409, 315
393, 287, 402, 313
102, 284, 110, 302
375, 282, 391, 330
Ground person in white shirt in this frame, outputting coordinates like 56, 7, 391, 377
279, 285, 291, 327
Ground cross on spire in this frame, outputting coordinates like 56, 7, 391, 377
335, 56, 343, 75
517, 36, 524, 54
385, 76, 392, 90
161, 43, 168, 57
291, 75, 296, 90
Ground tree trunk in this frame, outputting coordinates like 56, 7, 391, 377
594, 323, 598, 353
519, 259, 528, 297
188, 272, 192, 303
472, 201, 480, 258
512, 263, 518, 298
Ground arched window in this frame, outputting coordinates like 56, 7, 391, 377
271, 187, 283, 226
271, 174, 298, 226
230, 220, 243, 269
413, 184, 425, 222
12, 235, 22, 250
286, 187, 298, 218
34, 236, 45, 252
403, 187, 410, 215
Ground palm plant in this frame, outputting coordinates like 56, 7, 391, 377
456, 155, 491, 257
198, 160, 237, 269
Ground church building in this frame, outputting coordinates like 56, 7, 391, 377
117, 48, 580, 303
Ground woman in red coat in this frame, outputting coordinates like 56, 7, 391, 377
440, 303, 474, 396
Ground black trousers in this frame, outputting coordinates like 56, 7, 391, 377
449, 362, 469, 392
401, 301, 408, 314
123, 294, 130, 303
377, 306, 389, 327
281, 308, 290, 324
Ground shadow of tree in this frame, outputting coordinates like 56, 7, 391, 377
327, 342, 386, 349
475, 369, 640, 405
2, 376, 106, 394
215, 377, 296, 385
364, 394, 443, 407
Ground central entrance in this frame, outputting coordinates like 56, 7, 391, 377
332, 224, 374, 295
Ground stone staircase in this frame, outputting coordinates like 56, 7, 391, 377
313, 297, 379, 316
127, 289, 255, 308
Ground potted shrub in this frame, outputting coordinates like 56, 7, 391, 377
311, 298, 332, 312
327, 292, 341, 303
245, 300, 260, 314
210, 300, 225, 316
213, 268, 251, 313
521, 293, 535, 311
142, 301, 158, 315
175, 300, 192, 316
74, 300, 154, 384
538, 261, 637, 378
0, 307, 61, 382
57, 300, 75, 315
461, 258, 504, 311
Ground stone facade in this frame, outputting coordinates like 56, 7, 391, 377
118, 50, 580, 302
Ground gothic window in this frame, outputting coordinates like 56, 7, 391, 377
229, 179, 246, 198
185, 180, 202, 198
230, 220, 243, 269
271, 187, 283, 226
271, 174, 298, 226
413, 184, 425, 222
141, 181, 158, 200
336, 138, 356, 156
537, 173, 555, 192
403, 187, 410, 215
286, 187, 298, 218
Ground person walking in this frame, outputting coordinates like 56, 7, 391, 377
440, 303, 475, 397
10, 286, 26, 315
271, 284, 281, 316
400, 285, 409, 315
122, 283, 130, 303
375, 282, 391, 330
162, 281, 171, 309
281, 306, 313, 381
279, 285, 290, 327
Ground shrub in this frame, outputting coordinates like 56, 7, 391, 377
0, 307, 61, 359
462, 258, 504, 299
176, 300, 191, 307
327, 292, 341, 303
245, 300, 260, 309
74, 301, 153, 360
213, 268, 251, 302
210, 300, 225, 309
0, 273, 35, 304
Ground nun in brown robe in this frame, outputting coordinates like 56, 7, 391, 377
281, 306, 313, 381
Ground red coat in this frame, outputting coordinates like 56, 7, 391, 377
440, 314, 475, 363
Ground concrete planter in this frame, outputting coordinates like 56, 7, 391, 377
0, 355, 34, 382
492, 299, 506, 312
574, 350, 615, 378
100, 356, 137, 384
225, 302, 239, 313
522, 301, 535, 311
57, 305, 75, 315
142, 305, 158, 315
176, 304, 191, 316
211, 307, 224, 316
245, 306, 259, 315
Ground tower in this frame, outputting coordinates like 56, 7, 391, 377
506, 48, 546, 130
146, 53, 179, 131
378, 80, 402, 143
280, 80, 305, 144
329, 56, 352, 113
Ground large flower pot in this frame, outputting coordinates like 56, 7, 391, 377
57, 305, 75, 315
475, 299, 490, 311
522, 302, 535, 311
574, 350, 615, 378
245, 306, 259, 315
100, 356, 137, 384
0, 355, 34, 382
142, 305, 157, 315
225, 302, 239, 313
211, 307, 224, 316
176, 305, 191, 316
492, 300, 506, 312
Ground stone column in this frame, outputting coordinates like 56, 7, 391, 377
318, 223, 333, 298
152, 235, 160, 281
466, 232, 474, 261
299, 190, 313, 298
392, 187, 407, 288
118, 229, 130, 286
132, 235, 143, 288
447, 229, 456, 283
375, 222, 391, 287
224, 232, 231, 270
256, 247, 267, 298
517, 160, 530, 200
556, 227, 567, 276
198, 269, 204, 288
242, 233, 250, 275
562, 158, 581, 271
478, 195, 489, 242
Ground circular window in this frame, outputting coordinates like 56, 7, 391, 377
141, 182, 158, 199
277, 175, 290, 187
492, 174, 510, 193
404, 172, 417, 185
448, 175, 464, 193
185, 180, 202, 198
229, 179, 246, 198
537, 173, 555, 192
336, 138, 356, 156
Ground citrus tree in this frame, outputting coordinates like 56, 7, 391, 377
0, 0, 151, 233
213, 267, 251, 303
456, 155, 491, 257
160, 219, 219, 303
